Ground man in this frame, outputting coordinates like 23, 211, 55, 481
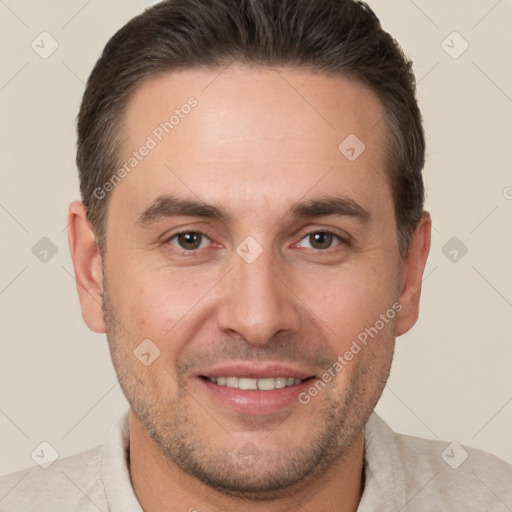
1, 0, 511, 510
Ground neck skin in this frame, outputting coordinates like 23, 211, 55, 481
129, 410, 365, 512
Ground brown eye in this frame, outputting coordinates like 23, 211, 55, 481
168, 231, 208, 251
310, 232, 334, 249
298, 231, 342, 251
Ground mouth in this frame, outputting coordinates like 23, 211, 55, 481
195, 364, 317, 415
200, 375, 307, 390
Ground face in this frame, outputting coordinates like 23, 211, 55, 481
71, 65, 429, 498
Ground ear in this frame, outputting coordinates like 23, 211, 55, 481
67, 200, 106, 333
396, 213, 431, 337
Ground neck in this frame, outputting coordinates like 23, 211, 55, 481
129, 410, 365, 512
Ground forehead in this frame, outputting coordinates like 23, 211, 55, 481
112, 65, 391, 224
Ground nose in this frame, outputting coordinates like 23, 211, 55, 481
216, 246, 302, 346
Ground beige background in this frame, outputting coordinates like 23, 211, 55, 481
1, 0, 511, 476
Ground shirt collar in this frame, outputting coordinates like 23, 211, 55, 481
101, 411, 143, 511
101, 410, 405, 511
357, 412, 407, 510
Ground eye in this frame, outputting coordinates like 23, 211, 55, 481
167, 231, 211, 251
297, 231, 343, 251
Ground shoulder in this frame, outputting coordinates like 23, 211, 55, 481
0, 445, 108, 512
364, 413, 512, 511
395, 426, 512, 509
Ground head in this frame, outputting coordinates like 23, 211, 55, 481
69, 0, 430, 500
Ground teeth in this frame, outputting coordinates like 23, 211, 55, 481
274, 377, 287, 389
257, 378, 275, 391
226, 377, 239, 388
238, 377, 258, 390
207, 376, 303, 390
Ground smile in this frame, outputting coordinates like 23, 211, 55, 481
204, 376, 304, 390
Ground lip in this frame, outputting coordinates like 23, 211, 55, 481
194, 363, 317, 415
197, 377, 314, 415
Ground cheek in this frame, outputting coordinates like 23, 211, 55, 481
301, 262, 399, 340
116, 268, 216, 346
319, 290, 397, 402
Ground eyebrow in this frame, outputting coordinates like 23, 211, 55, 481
137, 194, 371, 226
137, 195, 229, 225
290, 196, 370, 223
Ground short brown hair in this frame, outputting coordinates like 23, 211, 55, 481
76, 0, 425, 257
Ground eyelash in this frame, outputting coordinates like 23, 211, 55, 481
164, 229, 347, 256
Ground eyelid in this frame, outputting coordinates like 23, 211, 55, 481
297, 222, 351, 240
162, 224, 214, 243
